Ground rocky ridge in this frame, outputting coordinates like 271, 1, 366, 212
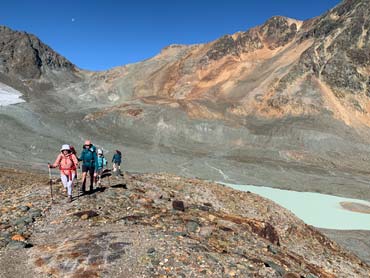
0, 25, 80, 95
0, 167, 369, 277
80, 0, 369, 125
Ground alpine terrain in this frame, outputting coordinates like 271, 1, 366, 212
1, 0, 370, 277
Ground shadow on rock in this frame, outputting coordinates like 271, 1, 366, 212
111, 183, 127, 189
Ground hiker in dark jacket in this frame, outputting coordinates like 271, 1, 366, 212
112, 150, 122, 176
79, 140, 98, 193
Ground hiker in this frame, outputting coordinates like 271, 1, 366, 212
48, 144, 79, 203
79, 140, 98, 193
95, 149, 107, 187
112, 150, 122, 177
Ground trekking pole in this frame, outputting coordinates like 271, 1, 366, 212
48, 164, 54, 203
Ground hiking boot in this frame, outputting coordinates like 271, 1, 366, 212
89, 186, 93, 192
67, 195, 72, 203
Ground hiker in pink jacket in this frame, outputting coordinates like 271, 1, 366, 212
49, 144, 79, 203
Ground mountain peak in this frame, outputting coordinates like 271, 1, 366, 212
203, 15, 302, 62
0, 25, 76, 81
259, 15, 302, 49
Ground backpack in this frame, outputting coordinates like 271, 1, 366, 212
60, 154, 77, 170
70, 145, 77, 156
59, 154, 77, 180
97, 156, 107, 169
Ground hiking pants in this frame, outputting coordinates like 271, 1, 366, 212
61, 173, 75, 196
81, 165, 94, 190
113, 163, 121, 175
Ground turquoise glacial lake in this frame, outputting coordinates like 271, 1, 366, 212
222, 183, 370, 230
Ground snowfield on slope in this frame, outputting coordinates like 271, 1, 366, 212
0, 82, 24, 106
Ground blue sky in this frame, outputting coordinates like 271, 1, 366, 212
1, 0, 340, 71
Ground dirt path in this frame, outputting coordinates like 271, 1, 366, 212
25, 175, 157, 278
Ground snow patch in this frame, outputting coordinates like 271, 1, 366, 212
0, 83, 25, 106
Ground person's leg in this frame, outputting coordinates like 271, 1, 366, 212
60, 175, 68, 196
114, 163, 119, 177
66, 173, 75, 197
95, 169, 99, 187
99, 169, 103, 186
81, 166, 87, 192
95, 168, 102, 187
89, 167, 94, 191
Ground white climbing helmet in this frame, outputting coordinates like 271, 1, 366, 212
60, 144, 70, 151
97, 149, 103, 155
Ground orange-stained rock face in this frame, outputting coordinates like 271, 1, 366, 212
11, 234, 26, 241
79, 1, 370, 132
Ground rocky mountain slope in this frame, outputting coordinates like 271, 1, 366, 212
76, 0, 370, 122
1, 1, 370, 275
0, 25, 81, 96
0, 168, 369, 277
0, 1, 370, 201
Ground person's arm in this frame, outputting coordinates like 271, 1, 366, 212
51, 154, 62, 168
79, 150, 85, 162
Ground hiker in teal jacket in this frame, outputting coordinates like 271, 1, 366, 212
79, 140, 98, 193
95, 149, 107, 187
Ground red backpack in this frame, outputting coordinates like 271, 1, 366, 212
70, 145, 77, 156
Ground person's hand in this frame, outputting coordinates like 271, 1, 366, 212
94, 172, 97, 177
